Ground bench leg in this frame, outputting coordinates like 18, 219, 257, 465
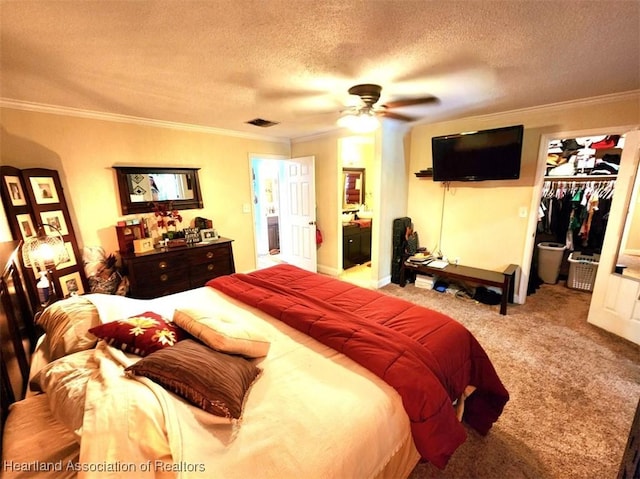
500, 273, 514, 315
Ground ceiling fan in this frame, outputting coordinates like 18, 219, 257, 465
345, 83, 438, 119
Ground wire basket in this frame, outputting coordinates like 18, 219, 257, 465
567, 252, 600, 291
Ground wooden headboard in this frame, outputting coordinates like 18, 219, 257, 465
0, 240, 38, 447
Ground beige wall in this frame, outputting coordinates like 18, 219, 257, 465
2, 92, 638, 284
407, 93, 640, 274
0, 108, 290, 273
623, 179, 640, 254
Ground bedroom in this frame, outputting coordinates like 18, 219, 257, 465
1, 1, 639, 478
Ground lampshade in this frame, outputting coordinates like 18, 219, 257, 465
22, 224, 69, 271
337, 109, 379, 133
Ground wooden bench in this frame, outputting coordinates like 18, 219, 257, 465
399, 259, 518, 315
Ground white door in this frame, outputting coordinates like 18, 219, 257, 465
279, 156, 317, 272
588, 130, 640, 345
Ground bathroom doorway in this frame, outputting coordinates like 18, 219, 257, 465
250, 154, 317, 272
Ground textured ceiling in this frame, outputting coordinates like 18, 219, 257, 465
1, 0, 639, 140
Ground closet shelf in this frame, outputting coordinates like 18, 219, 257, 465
543, 175, 617, 181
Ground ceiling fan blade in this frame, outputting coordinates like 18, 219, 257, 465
378, 111, 415, 122
382, 96, 439, 109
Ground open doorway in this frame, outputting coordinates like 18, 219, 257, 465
250, 156, 286, 270
250, 155, 318, 272
522, 128, 630, 304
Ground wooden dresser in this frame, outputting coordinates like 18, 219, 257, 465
121, 237, 235, 299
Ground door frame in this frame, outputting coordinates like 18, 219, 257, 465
519, 124, 638, 304
249, 153, 317, 272
249, 153, 288, 270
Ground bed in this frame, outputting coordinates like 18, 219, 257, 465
1, 263, 508, 478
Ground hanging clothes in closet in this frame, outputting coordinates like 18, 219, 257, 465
538, 179, 616, 252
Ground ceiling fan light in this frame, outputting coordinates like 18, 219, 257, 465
337, 111, 379, 133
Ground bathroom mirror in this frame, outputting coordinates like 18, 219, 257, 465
343, 168, 365, 208
114, 166, 203, 215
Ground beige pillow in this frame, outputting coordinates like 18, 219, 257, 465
173, 309, 270, 358
36, 295, 101, 361
30, 349, 97, 438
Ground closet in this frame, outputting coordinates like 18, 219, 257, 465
539, 179, 616, 252
530, 134, 622, 292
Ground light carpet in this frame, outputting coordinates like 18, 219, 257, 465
379, 281, 640, 478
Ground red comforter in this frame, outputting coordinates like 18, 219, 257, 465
207, 264, 508, 469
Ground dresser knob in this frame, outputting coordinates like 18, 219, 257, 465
159, 261, 168, 269
206, 251, 214, 259
207, 264, 214, 271
160, 274, 168, 282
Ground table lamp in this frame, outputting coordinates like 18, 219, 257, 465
21, 223, 69, 304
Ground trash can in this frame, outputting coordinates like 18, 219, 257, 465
537, 242, 566, 284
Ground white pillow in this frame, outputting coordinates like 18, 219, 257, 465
173, 309, 270, 358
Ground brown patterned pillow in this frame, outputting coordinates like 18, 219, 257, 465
89, 311, 186, 356
125, 339, 261, 420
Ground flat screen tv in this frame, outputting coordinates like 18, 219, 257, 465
431, 124, 524, 182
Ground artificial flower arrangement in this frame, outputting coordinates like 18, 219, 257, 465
153, 202, 183, 230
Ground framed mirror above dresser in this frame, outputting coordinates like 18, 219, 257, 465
113, 166, 204, 215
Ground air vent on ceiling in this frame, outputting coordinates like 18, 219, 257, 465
246, 118, 279, 128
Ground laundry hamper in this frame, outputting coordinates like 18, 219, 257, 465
567, 252, 600, 291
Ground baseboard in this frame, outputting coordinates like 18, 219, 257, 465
317, 264, 340, 277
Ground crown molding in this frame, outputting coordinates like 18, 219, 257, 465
465, 89, 640, 122
3, 90, 637, 145
0, 98, 290, 144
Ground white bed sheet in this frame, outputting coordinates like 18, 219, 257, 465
80, 287, 419, 479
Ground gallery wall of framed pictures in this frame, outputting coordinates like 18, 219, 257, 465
0, 166, 88, 306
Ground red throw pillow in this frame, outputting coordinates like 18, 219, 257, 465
89, 311, 186, 356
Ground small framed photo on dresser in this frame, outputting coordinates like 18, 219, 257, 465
200, 228, 218, 242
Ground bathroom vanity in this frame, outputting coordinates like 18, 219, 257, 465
343, 221, 372, 269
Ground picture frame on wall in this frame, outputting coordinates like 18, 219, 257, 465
59, 271, 84, 298
56, 242, 77, 270
16, 214, 36, 239
4, 175, 27, 206
29, 176, 59, 204
40, 210, 69, 236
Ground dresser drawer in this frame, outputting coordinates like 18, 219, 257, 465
188, 245, 231, 266
121, 238, 235, 299
133, 274, 191, 299
190, 260, 233, 287
133, 254, 187, 273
